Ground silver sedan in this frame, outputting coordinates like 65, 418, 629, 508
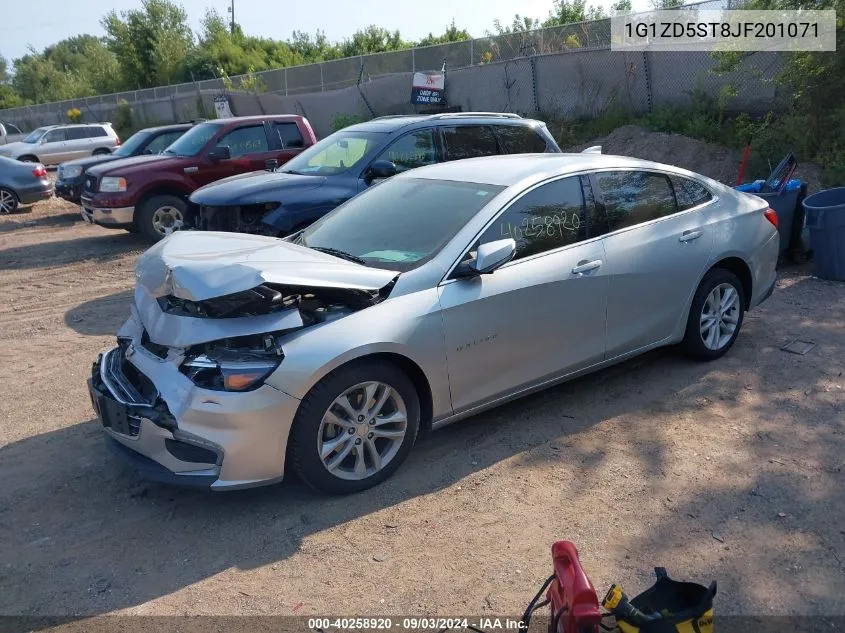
88, 153, 779, 493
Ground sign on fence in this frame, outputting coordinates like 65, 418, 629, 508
410, 72, 446, 106
214, 95, 234, 118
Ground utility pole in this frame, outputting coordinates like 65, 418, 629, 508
227, 0, 235, 35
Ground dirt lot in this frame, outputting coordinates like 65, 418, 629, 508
1, 186, 844, 624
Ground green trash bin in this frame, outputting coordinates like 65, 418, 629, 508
802, 188, 845, 282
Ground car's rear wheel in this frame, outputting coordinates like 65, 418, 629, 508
17, 155, 38, 163
682, 268, 745, 360
92, 148, 111, 156
289, 361, 420, 494
0, 188, 19, 214
136, 194, 189, 242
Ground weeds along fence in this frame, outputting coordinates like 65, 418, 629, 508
0, 0, 785, 138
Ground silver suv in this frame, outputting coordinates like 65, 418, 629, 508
0, 123, 120, 166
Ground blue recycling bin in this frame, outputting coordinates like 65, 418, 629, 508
802, 187, 845, 282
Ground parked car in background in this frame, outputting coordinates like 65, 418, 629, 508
0, 156, 52, 213
56, 123, 195, 204
88, 153, 779, 493
192, 112, 562, 236
80, 115, 316, 241
0, 123, 120, 166
0, 122, 26, 146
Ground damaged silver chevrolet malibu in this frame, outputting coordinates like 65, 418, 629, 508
89, 153, 779, 493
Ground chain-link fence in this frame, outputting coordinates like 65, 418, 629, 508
0, 0, 778, 134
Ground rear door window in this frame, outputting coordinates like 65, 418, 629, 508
494, 125, 548, 154
273, 122, 304, 148
216, 125, 270, 158
595, 171, 678, 232
441, 125, 498, 161
371, 129, 437, 173
65, 128, 89, 141
670, 175, 713, 210
5, 124, 22, 135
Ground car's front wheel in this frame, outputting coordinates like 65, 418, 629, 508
289, 361, 420, 494
136, 194, 189, 242
682, 268, 745, 360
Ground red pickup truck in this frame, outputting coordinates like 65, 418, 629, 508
80, 115, 316, 241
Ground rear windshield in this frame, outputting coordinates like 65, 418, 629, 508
162, 121, 223, 157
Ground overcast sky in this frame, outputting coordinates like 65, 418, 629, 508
0, 0, 649, 63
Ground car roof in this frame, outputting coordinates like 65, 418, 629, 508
142, 123, 194, 133
345, 112, 542, 133
202, 115, 303, 125
402, 153, 710, 187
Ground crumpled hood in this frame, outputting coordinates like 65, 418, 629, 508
190, 171, 326, 206
135, 231, 398, 302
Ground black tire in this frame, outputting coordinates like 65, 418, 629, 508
136, 194, 189, 242
92, 148, 111, 156
682, 268, 746, 361
0, 187, 19, 214
289, 360, 420, 494
17, 155, 38, 163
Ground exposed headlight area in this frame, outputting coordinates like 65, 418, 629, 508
180, 332, 284, 392
60, 165, 83, 178
100, 176, 127, 192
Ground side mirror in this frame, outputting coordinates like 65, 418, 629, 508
366, 160, 397, 181
265, 158, 279, 172
453, 239, 516, 278
40, 137, 49, 145
207, 146, 231, 162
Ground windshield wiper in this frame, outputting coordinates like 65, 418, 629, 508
280, 169, 304, 175
310, 246, 368, 266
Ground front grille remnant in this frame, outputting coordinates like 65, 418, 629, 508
100, 347, 157, 407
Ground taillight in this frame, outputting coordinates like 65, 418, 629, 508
115, 136, 121, 146
764, 208, 779, 229
32, 165, 47, 178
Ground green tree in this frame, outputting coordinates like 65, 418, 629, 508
611, 0, 633, 13
417, 20, 471, 46
544, 0, 607, 25
102, 0, 194, 88
12, 49, 90, 103
650, 0, 685, 8
337, 26, 410, 57
0, 56, 9, 84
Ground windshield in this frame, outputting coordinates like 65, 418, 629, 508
281, 131, 385, 176
163, 121, 222, 157
22, 127, 50, 143
297, 178, 504, 272
113, 131, 150, 157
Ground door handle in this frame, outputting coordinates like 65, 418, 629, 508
571, 259, 602, 274
679, 230, 703, 242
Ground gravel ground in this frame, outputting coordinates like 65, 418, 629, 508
0, 174, 843, 627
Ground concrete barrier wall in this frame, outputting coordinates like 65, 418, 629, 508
0, 49, 788, 138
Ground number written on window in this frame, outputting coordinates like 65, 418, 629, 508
480, 176, 586, 261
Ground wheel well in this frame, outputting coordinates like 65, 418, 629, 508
93, 148, 111, 155
351, 352, 434, 431
136, 188, 193, 221
711, 257, 753, 309
17, 155, 38, 163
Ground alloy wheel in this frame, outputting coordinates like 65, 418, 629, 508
0, 190, 17, 214
700, 282, 740, 351
317, 381, 408, 481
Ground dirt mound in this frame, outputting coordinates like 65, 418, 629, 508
569, 125, 823, 192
